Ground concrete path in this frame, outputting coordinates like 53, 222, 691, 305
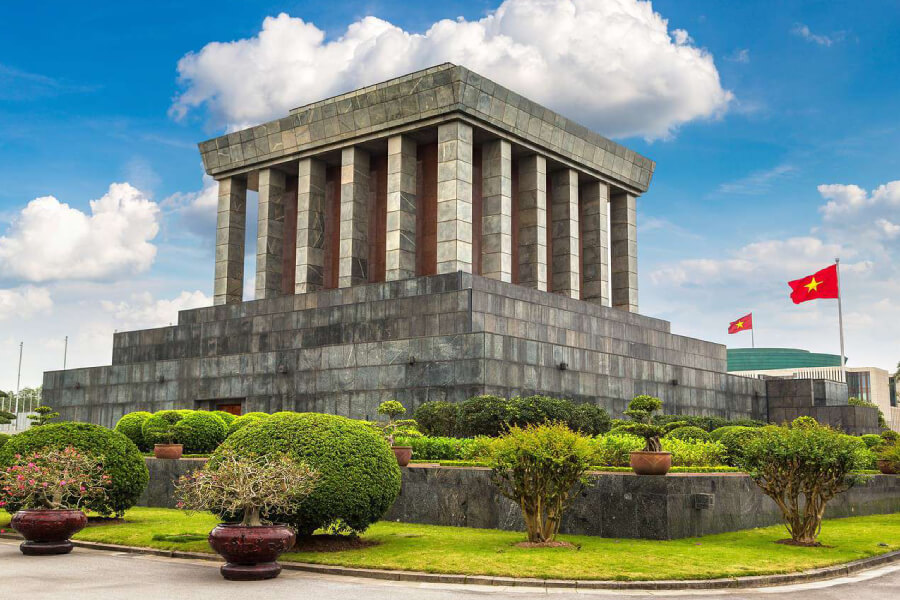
2, 539, 899, 600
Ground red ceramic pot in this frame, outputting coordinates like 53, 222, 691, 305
208, 523, 296, 581
392, 446, 413, 467
11, 509, 88, 555
630, 451, 672, 476
877, 459, 898, 475
153, 444, 183, 459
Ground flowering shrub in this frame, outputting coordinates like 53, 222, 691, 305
175, 449, 319, 527
0, 446, 110, 510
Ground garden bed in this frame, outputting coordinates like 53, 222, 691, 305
2, 508, 900, 581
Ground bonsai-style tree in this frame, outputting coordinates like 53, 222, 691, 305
0, 446, 110, 510
376, 400, 417, 446
619, 395, 666, 452
489, 423, 593, 544
174, 449, 319, 527
739, 417, 866, 545
27, 406, 60, 427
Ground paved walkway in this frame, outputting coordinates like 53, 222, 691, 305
2, 539, 899, 599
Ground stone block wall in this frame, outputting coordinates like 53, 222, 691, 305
765, 378, 880, 434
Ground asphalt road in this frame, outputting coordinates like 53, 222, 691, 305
2, 539, 899, 600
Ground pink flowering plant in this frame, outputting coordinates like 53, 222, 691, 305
0, 446, 110, 511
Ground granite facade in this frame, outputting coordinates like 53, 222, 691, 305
765, 378, 880, 435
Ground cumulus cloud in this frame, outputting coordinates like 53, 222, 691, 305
101, 290, 212, 329
0, 183, 160, 283
162, 175, 218, 238
818, 181, 900, 222
791, 23, 846, 47
170, 0, 733, 140
0, 286, 52, 320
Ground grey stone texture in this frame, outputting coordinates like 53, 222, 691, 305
138, 459, 900, 540
550, 168, 580, 299
214, 177, 247, 305
295, 157, 327, 293
610, 190, 638, 312
339, 146, 370, 287
436, 121, 474, 274
517, 155, 548, 291
580, 180, 610, 306
765, 378, 880, 435
481, 139, 512, 282
255, 168, 286, 299
44, 273, 766, 429
199, 64, 654, 195
385, 135, 418, 281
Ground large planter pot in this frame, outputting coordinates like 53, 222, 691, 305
392, 446, 413, 467
877, 459, 898, 475
208, 523, 296, 581
630, 451, 672, 476
11, 509, 88, 555
153, 443, 183, 459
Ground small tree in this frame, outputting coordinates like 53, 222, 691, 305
175, 449, 319, 527
489, 423, 593, 543
619, 395, 666, 452
0, 446, 110, 510
27, 406, 60, 427
377, 400, 416, 446
739, 418, 867, 545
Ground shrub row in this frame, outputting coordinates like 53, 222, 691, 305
115, 410, 238, 454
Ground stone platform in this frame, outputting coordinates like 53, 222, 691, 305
43, 272, 765, 428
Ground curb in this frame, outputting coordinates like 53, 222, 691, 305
1, 531, 898, 590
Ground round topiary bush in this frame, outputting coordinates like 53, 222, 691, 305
174, 411, 227, 454
212, 411, 237, 426
226, 412, 270, 437
217, 412, 401, 535
664, 426, 710, 442
414, 401, 459, 437
718, 426, 765, 466
142, 410, 188, 446
860, 434, 884, 450
0, 422, 148, 516
567, 403, 612, 436
115, 411, 153, 451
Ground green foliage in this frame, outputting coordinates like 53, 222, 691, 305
456, 395, 514, 437
660, 438, 726, 467
654, 414, 764, 432
173, 411, 227, 454
0, 409, 14, 426
662, 420, 689, 433
455, 395, 611, 438
142, 410, 186, 445
0, 433, 9, 449
27, 405, 60, 427
414, 401, 459, 437
878, 444, 900, 471
217, 412, 401, 536
395, 435, 470, 460
881, 430, 899, 445
212, 411, 237, 426
716, 426, 765, 466
0, 422, 148, 517
115, 412, 153, 452
567, 403, 612, 436
489, 423, 593, 543
376, 401, 411, 445
738, 420, 867, 544
591, 433, 644, 466
225, 412, 270, 437
460, 436, 496, 460
860, 434, 885, 450
377, 400, 406, 420
664, 426, 710, 442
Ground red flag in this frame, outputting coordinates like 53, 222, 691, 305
788, 264, 839, 304
728, 313, 753, 334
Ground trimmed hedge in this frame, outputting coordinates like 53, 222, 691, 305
0, 433, 9, 450
212, 411, 237, 426
217, 412, 401, 535
174, 411, 227, 454
414, 401, 458, 437
453, 395, 611, 437
142, 410, 186, 445
654, 414, 764, 432
665, 426, 710, 442
717, 426, 765, 466
0, 422, 148, 516
226, 412, 269, 437
115, 411, 153, 451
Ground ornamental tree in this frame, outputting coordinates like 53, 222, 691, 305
0, 446, 110, 510
27, 406, 60, 427
619, 395, 667, 452
377, 400, 416, 446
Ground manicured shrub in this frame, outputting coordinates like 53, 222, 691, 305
142, 410, 188, 445
591, 433, 643, 466
653, 414, 763, 432
217, 412, 401, 536
115, 411, 153, 451
717, 426, 765, 466
661, 438, 726, 467
414, 401, 458, 437
860, 434, 884, 450
455, 394, 611, 438
879, 444, 900, 471
0, 433, 9, 450
460, 435, 496, 460
226, 412, 270, 437
0, 422, 149, 517
568, 403, 612, 436
664, 426, 710, 442
881, 430, 899, 445
212, 411, 237, 426
738, 419, 867, 545
456, 395, 514, 437
395, 435, 467, 460
618, 395, 666, 452
174, 411, 227, 454
489, 423, 593, 543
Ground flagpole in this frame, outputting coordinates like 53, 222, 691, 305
835, 258, 846, 382
751, 319, 755, 349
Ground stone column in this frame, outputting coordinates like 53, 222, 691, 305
517, 155, 548, 291
339, 146, 370, 287
436, 121, 474, 274
295, 157, 327, 293
580, 180, 609, 306
610, 190, 638, 312
481, 139, 512, 282
385, 135, 417, 281
214, 176, 247, 305
550, 169, 580, 299
255, 168, 286, 299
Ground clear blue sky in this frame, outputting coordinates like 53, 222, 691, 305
1, 0, 898, 389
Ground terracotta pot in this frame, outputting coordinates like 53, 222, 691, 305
877, 459, 898, 475
11, 509, 88, 555
630, 451, 672, 475
208, 523, 296, 581
153, 443, 183, 459
392, 446, 413, 467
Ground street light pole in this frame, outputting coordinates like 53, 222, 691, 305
14, 341, 23, 415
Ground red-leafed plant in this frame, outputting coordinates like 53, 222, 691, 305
0, 446, 110, 511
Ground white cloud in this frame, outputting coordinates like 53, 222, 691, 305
170, 0, 733, 140
791, 23, 845, 47
101, 290, 212, 329
0, 286, 52, 321
0, 183, 160, 283
162, 175, 218, 238
726, 48, 750, 63
818, 181, 900, 222
716, 164, 796, 195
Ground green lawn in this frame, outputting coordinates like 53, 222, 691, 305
1, 508, 899, 580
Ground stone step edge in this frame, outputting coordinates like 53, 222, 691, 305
1, 531, 898, 589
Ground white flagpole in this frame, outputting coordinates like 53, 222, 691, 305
835, 258, 846, 382
751, 316, 755, 349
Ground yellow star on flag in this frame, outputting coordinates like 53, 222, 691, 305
804, 277, 821, 293
735, 321, 744, 329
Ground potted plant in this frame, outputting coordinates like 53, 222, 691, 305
619, 395, 671, 475
142, 410, 184, 459
0, 446, 110, 555
877, 443, 900, 475
377, 400, 414, 466
174, 449, 319, 580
